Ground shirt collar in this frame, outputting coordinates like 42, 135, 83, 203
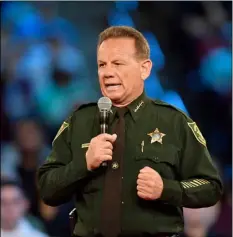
127, 90, 149, 122
109, 90, 149, 123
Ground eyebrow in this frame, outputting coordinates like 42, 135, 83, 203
97, 59, 126, 64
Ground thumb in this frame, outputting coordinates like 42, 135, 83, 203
111, 134, 117, 142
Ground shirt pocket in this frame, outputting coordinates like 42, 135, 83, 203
134, 145, 179, 180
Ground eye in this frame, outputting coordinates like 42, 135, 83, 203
98, 63, 105, 68
114, 62, 122, 66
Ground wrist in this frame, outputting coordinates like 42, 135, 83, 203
158, 178, 182, 205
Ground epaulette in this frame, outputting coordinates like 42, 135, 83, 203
65, 102, 97, 121
52, 102, 97, 145
73, 102, 97, 113
152, 100, 190, 121
152, 100, 207, 147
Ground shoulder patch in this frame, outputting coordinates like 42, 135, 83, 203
52, 121, 69, 145
188, 122, 206, 147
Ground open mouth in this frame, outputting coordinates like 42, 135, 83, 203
105, 83, 122, 91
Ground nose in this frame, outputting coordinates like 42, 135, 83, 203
100, 65, 115, 79
99, 63, 114, 79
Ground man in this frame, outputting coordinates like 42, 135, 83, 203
1, 179, 48, 237
37, 26, 223, 237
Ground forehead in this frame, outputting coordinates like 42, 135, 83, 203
97, 37, 137, 60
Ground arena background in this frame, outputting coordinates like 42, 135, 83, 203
1, 1, 232, 237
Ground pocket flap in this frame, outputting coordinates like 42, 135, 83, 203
135, 145, 177, 166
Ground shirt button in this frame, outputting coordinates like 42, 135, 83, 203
122, 176, 124, 179
121, 201, 124, 204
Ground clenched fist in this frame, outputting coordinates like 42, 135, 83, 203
137, 166, 164, 200
86, 133, 117, 171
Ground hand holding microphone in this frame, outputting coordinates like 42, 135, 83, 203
86, 133, 117, 171
85, 96, 115, 170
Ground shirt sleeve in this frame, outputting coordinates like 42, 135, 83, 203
159, 114, 223, 208
37, 112, 91, 206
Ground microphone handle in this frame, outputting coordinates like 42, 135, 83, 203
100, 111, 109, 167
100, 124, 108, 134
101, 124, 108, 167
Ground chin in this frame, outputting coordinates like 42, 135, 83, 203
104, 90, 123, 102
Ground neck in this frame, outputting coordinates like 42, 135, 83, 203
112, 87, 144, 108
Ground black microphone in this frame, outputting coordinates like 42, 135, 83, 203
98, 97, 112, 166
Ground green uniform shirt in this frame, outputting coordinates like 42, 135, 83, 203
37, 91, 223, 236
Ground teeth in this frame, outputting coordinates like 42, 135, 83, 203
106, 85, 121, 91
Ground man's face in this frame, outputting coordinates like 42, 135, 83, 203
97, 37, 152, 105
1, 186, 28, 229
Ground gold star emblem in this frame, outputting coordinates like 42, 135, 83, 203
112, 162, 119, 170
147, 128, 166, 144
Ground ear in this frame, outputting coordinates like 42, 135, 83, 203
140, 59, 153, 81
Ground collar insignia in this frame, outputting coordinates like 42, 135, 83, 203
134, 100, 144, 112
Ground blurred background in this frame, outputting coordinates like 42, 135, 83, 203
0, 1, 232, 237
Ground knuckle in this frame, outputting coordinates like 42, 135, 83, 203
104, 133, 111, 139
91, 137, 97, 144
149, 181, 154, 187
101, 134, 106, 140
99, 134, 106, 141
97, 156, 102, 162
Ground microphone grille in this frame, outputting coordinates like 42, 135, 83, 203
98, 97, 112, 111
